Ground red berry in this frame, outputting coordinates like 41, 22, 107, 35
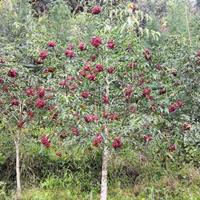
102, 112, 109, 119
81, 91, 90, 99
27, 110, 34, 119
71, 127, 79, 136
107, 39, 116, 49
18, 120, 25, 128
93, 133, 103, 147
65, 49, 75, 58
84, 114, 98, 123
83, 64, 91, 71
168, 104, 176, 113
168, 100, 183, 113
86, 74, 96, 81
66, 75, 74, 81
0, 78, 4, 84
129, 105, 137, 113
35, 98, 46, 109
128, 62, 137, 68
182, 123, 192, 131
40, 135, 51, 148
37, 87, 45, 98
67, 44, 74, 50
91, 5, 102, 14
169, 144, 176, 152
90, 36, 102, 48
39, 50, 48, 60
143, 87, 151, 97
59, 79, 68, 87
11, 98, 19, 106
48, 41, 56, 47
79, 42, 86, 51
144, 134, 152, 142
25, 88, 35, 97
102, 95, 109, 104
90, 55, 97, 62
8, 69, 17, 78
109, 113, 119, 121
124, 86, 133, 99
79, 70, 86, 77
95, 64, 104, 72
112, 137, 122, 149
107, 67, 115, 74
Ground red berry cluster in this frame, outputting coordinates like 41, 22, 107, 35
91, 5, 102, 15
40, 135, 51, 148
112, 137, 122, 149
93, 133, 103, 147
144, 134, 153, 142
84, 114, 98, 123
169, 144, 176, 152
168, 100, 184, 113
8, 69, 17, 78
182, 122, 192, 131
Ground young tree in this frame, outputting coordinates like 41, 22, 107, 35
0, 2, 187, 200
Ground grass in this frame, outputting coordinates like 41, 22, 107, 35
17, 164, 200, 200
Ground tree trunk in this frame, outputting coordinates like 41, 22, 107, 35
15, 137, 21, 200
100, 144, 109, 200
100, 75, 109, 200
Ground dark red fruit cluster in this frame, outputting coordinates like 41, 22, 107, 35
65, 49, 75, 58
169, 144, 176, 152
35, 98, 46, 108
17, 120, 25, 128
93, 133, 103, 147
128, 62, 137, 69
124, 85, 133, 99
71, 127, 79, 136
25, 88, 35, 97
91, 5, 102, 14
112, 137, 122, 149
110, 113, 120, 121
144, 134, 153, 142
8, 69, 17, 78
48, 41, 56, 48
81, 91, 90, 99
40, 135, 51, 148
107, 39, 116, 49
11, 98, 19, 106
168, 100, 184, 113
0, 78, 4, 84
107, 67, 115, 74
79, 42, 86, 51
39, 50, 48, 60
90, 36, 102, 48
84, 114, 98, 123
102, 95, 109, 104
143, 87, 151, 97
182, 122, 192, 131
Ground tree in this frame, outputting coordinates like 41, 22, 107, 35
0, 2, 189, 200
